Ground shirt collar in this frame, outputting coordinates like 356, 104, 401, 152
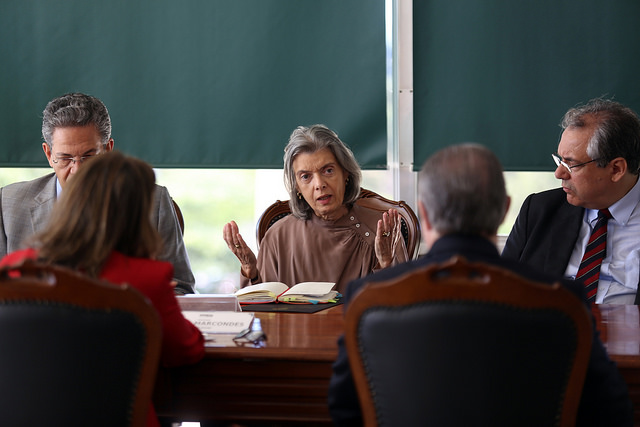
585, 176, 640, 226
55, 177, 62, 198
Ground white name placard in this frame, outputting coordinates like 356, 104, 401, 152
182, 311, 254, 334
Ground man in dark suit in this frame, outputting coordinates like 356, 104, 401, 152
0, 93, 195, 294
502, 98, 640, 304
328, 143, 632, 426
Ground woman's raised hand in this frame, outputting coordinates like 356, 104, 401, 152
223, 220, 258, 280
374, 209, 402, 269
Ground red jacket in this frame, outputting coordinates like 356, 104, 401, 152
0, 248, 205, 427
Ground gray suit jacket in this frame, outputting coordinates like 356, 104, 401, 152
0, 173, 195, 294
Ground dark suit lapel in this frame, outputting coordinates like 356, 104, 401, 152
543, 202, 583, 276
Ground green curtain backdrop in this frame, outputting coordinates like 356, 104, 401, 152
414, 0, 640, 171
0, 0, 387, 168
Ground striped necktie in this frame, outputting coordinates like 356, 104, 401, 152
576, 209, 612, 302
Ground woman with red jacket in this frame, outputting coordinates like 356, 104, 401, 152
0, 151, 204, 426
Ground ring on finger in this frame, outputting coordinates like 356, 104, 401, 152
382, 231, 391, 237
234, 244, 240, 248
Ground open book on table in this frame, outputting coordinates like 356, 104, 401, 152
234, 281, 339, 304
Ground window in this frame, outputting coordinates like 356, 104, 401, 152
0, 168, 558, 293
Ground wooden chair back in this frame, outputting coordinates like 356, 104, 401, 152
0, 260, 162, 427
172, 198, 185, 235
344, 256, 593, 427
255, 188, 421, 258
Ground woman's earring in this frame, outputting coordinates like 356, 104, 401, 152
297, 192, 302, 200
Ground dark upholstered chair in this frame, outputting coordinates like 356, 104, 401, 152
344, 256, 592, 427
255, 188, 421, 259
0, 260, 162, 427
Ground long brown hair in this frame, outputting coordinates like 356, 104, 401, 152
34, 151, 161, 277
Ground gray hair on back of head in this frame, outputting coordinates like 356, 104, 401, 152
418, 143, 507, 236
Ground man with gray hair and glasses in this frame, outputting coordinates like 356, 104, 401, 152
0, 92, 195, 294
503, 98, 640, 304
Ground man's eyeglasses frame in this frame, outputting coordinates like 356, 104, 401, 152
552, 153, 602, 174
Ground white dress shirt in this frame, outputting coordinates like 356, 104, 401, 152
56, 178, 62, 197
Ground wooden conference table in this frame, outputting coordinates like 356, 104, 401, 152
594, 304, 640, 425
154, 304, 640, 426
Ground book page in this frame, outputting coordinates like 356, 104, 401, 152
235, 282, 288, 297
281, 282, 335, 297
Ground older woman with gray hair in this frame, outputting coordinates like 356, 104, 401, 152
223, 124, 408, 293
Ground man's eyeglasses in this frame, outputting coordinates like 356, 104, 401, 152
232, 325, 267, 346
51, 153, 99, 168
552, 153, 602, 174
